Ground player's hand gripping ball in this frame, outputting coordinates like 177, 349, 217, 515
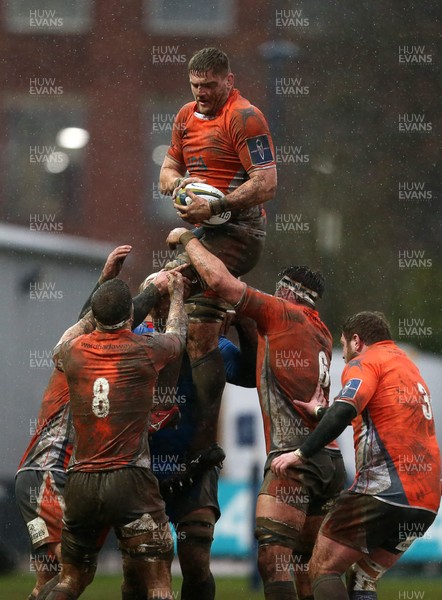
176, 182, 232, 226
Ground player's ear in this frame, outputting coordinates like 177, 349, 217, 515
226, 73, 234, 89
353, 333, 363, 351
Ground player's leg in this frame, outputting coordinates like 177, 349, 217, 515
114, 467, 174, 600
256, 452, 345, 600
186, 317, 225, 450
41, 471, 110, 599
255, 464, 319, 600
15, 470, 66, 599
292, 515, 324, 600
165, 467, 220, 600
176, 507, 217, 600
119, 523, 174, 600
40, 561, 97, 600
166, 223, 265, 457
255, 492, 301, 600
29, 543, 61, 599
345, 504, 437, 600
309, 533, 361, 600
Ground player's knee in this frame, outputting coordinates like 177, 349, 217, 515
255, 517, 298, 551
346, 559, 385, 593
176, 519, 214, 548
119, 525, 174, 562
176, 520, 214, 579
255, 517, 299, 581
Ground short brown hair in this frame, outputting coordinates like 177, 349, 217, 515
342, 311, 392, 345
188, 47, 230, 76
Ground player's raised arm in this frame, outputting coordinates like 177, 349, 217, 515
78, 245, 132, 319
164, 271, 188, 343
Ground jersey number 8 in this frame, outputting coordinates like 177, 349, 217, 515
92, 377, 110, 418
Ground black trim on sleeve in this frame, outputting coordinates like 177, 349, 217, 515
132, 283, 162, 328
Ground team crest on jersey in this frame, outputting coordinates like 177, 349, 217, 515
338, 378, 362, 400
246, 135, 274, 166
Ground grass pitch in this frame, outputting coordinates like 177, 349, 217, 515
3, 573, 442, 599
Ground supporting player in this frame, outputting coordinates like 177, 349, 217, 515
17, 246, 178, 600
135, 275, 257, 600
34, 272, 187, 600
271, 311, 441, 600
166, 228, 346, 600
159, 47, 277, 472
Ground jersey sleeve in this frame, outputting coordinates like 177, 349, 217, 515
166, 104, 191, 167
236, 287, 288, 334
145, 332, 185, 373
335, 358, 379, 414
52, 339, 73, 372
229, 105, 276, 174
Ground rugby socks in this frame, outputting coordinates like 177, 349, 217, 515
264, 581, 298, 600
313, 574, 349, 600
121, 591, 146, 600
34, 575, 61, 600
264, 581, 297, 599
44, 587, 77, 600
349, 593, 377, 599
190, 347, 226, 449
181, 572, 215, 600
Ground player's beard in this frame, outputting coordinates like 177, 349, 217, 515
344, 346, 359, 363
197, 89, 229, 116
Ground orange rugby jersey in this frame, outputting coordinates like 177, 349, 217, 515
17, 368, 72, 474
58, 329, 184, 472
336, 340, 441, 513
168, 88, 276, 226
237, 287, 337, 455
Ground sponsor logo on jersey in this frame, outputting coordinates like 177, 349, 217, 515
246, 135, 274, 166
338, 378, 362, 400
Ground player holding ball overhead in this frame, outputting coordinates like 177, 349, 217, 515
159, 47, 277, 473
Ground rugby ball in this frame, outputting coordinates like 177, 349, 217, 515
176, 182, 231, 226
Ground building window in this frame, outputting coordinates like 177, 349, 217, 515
3, 0, 93, 34
1, 97, 88, 226
145, 0, 235, 35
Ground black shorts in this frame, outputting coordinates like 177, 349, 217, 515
167, 222, 266, 312
261, 450, 346, 516
62, 467, 169, 565
165, 467, 220, 526
320, 491, 437, 555
15, 470, 67, 550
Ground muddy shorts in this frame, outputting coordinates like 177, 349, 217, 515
61, 467, 170, 566
167, 222, 266, 317
164, 467, 221, 526
320, 490, 436, 555
261, 450, 346, 516
15, 469, 66, 550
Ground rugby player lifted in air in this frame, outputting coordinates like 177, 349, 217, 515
159, 47, 277, 480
